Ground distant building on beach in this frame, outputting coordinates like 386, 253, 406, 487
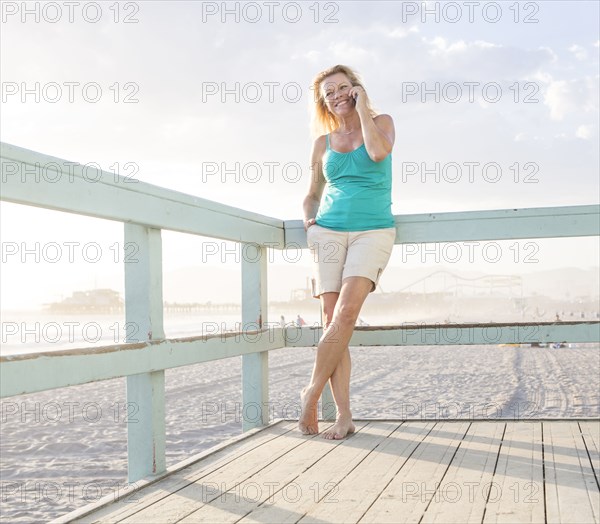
44, 289, 124, 313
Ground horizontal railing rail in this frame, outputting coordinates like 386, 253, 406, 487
0, 142, 283, 244
1, 141, 599, 484
286, 205, 600, 246
3, 143, 598, 248
2, 321, 599, 399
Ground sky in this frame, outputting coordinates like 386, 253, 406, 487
1, 0, 599, 309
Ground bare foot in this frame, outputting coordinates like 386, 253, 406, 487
321, 412, 355, 440
299, 387, 319, 435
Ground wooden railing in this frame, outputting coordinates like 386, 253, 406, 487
1, 142, 599, 483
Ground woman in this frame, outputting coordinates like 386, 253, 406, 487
300, 65, 397, 439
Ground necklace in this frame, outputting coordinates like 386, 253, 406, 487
337, 128, 357, 135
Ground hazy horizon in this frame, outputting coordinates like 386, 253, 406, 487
2, 263, 598, 312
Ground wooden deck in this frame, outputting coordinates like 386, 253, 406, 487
63, 419, 599, 524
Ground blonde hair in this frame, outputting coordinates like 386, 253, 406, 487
309, 64, 378, 139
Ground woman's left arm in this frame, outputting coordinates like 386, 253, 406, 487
350, 86, 395, 162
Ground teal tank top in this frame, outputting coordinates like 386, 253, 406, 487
315, 134, 394, 231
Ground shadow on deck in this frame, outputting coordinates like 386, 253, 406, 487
61, 419, 599, 524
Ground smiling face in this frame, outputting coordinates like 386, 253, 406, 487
320, 72, 355, 116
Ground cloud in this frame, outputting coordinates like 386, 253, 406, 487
576, 124, 595, 140
426, 37, 500, 57
545, 80, 573, 120
327, 41, 377, 63
513, 132, 542, 142
568, 44, 588, 61
414, 36, 555, 80
387, 25, 419, 39
544, 77, 599, 121
297, 50, 321, 63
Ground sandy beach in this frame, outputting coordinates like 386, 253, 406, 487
1, 343, 599, 523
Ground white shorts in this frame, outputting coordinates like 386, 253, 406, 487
306, 224, 396, 298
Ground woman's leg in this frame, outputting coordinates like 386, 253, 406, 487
318, 292, 355, 439
298, 292, 339, 435
311, 292, 353, 439
299, 276, 373, 436
322, 345, 354, 439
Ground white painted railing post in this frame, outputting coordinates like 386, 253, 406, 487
241, 243, 269, 431
317, 307, 337, 421
321, 384, 336, 421
124, 224, 166, 483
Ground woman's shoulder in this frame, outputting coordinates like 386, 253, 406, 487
373, 114, 395, 137
312, 134, 328, 154
374, 114, 394, 125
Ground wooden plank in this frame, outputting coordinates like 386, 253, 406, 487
359, 421, 471, 523
482, 422, 544, 524
178, 421, 370, 523
3, 321, 597, 399
117, 423, 335, 523
66, 420, 600, 524
0, 142, 284, 245
239, 421, 402, 523
320, 383, 336, 422
4, 140, 599, 248
3, 322, 597, 399
71, 422, 297, 524
4, 141, 598, 250
579, 420, 600, 478
298, 421, 435, 523
242, 245, 269, 431
544, 421, 599, 524
124, 224, 166, 482
284, 204, 600, 248
421, 422, 505, 523
0, 330, 285, 398
285, 321, 600, 348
